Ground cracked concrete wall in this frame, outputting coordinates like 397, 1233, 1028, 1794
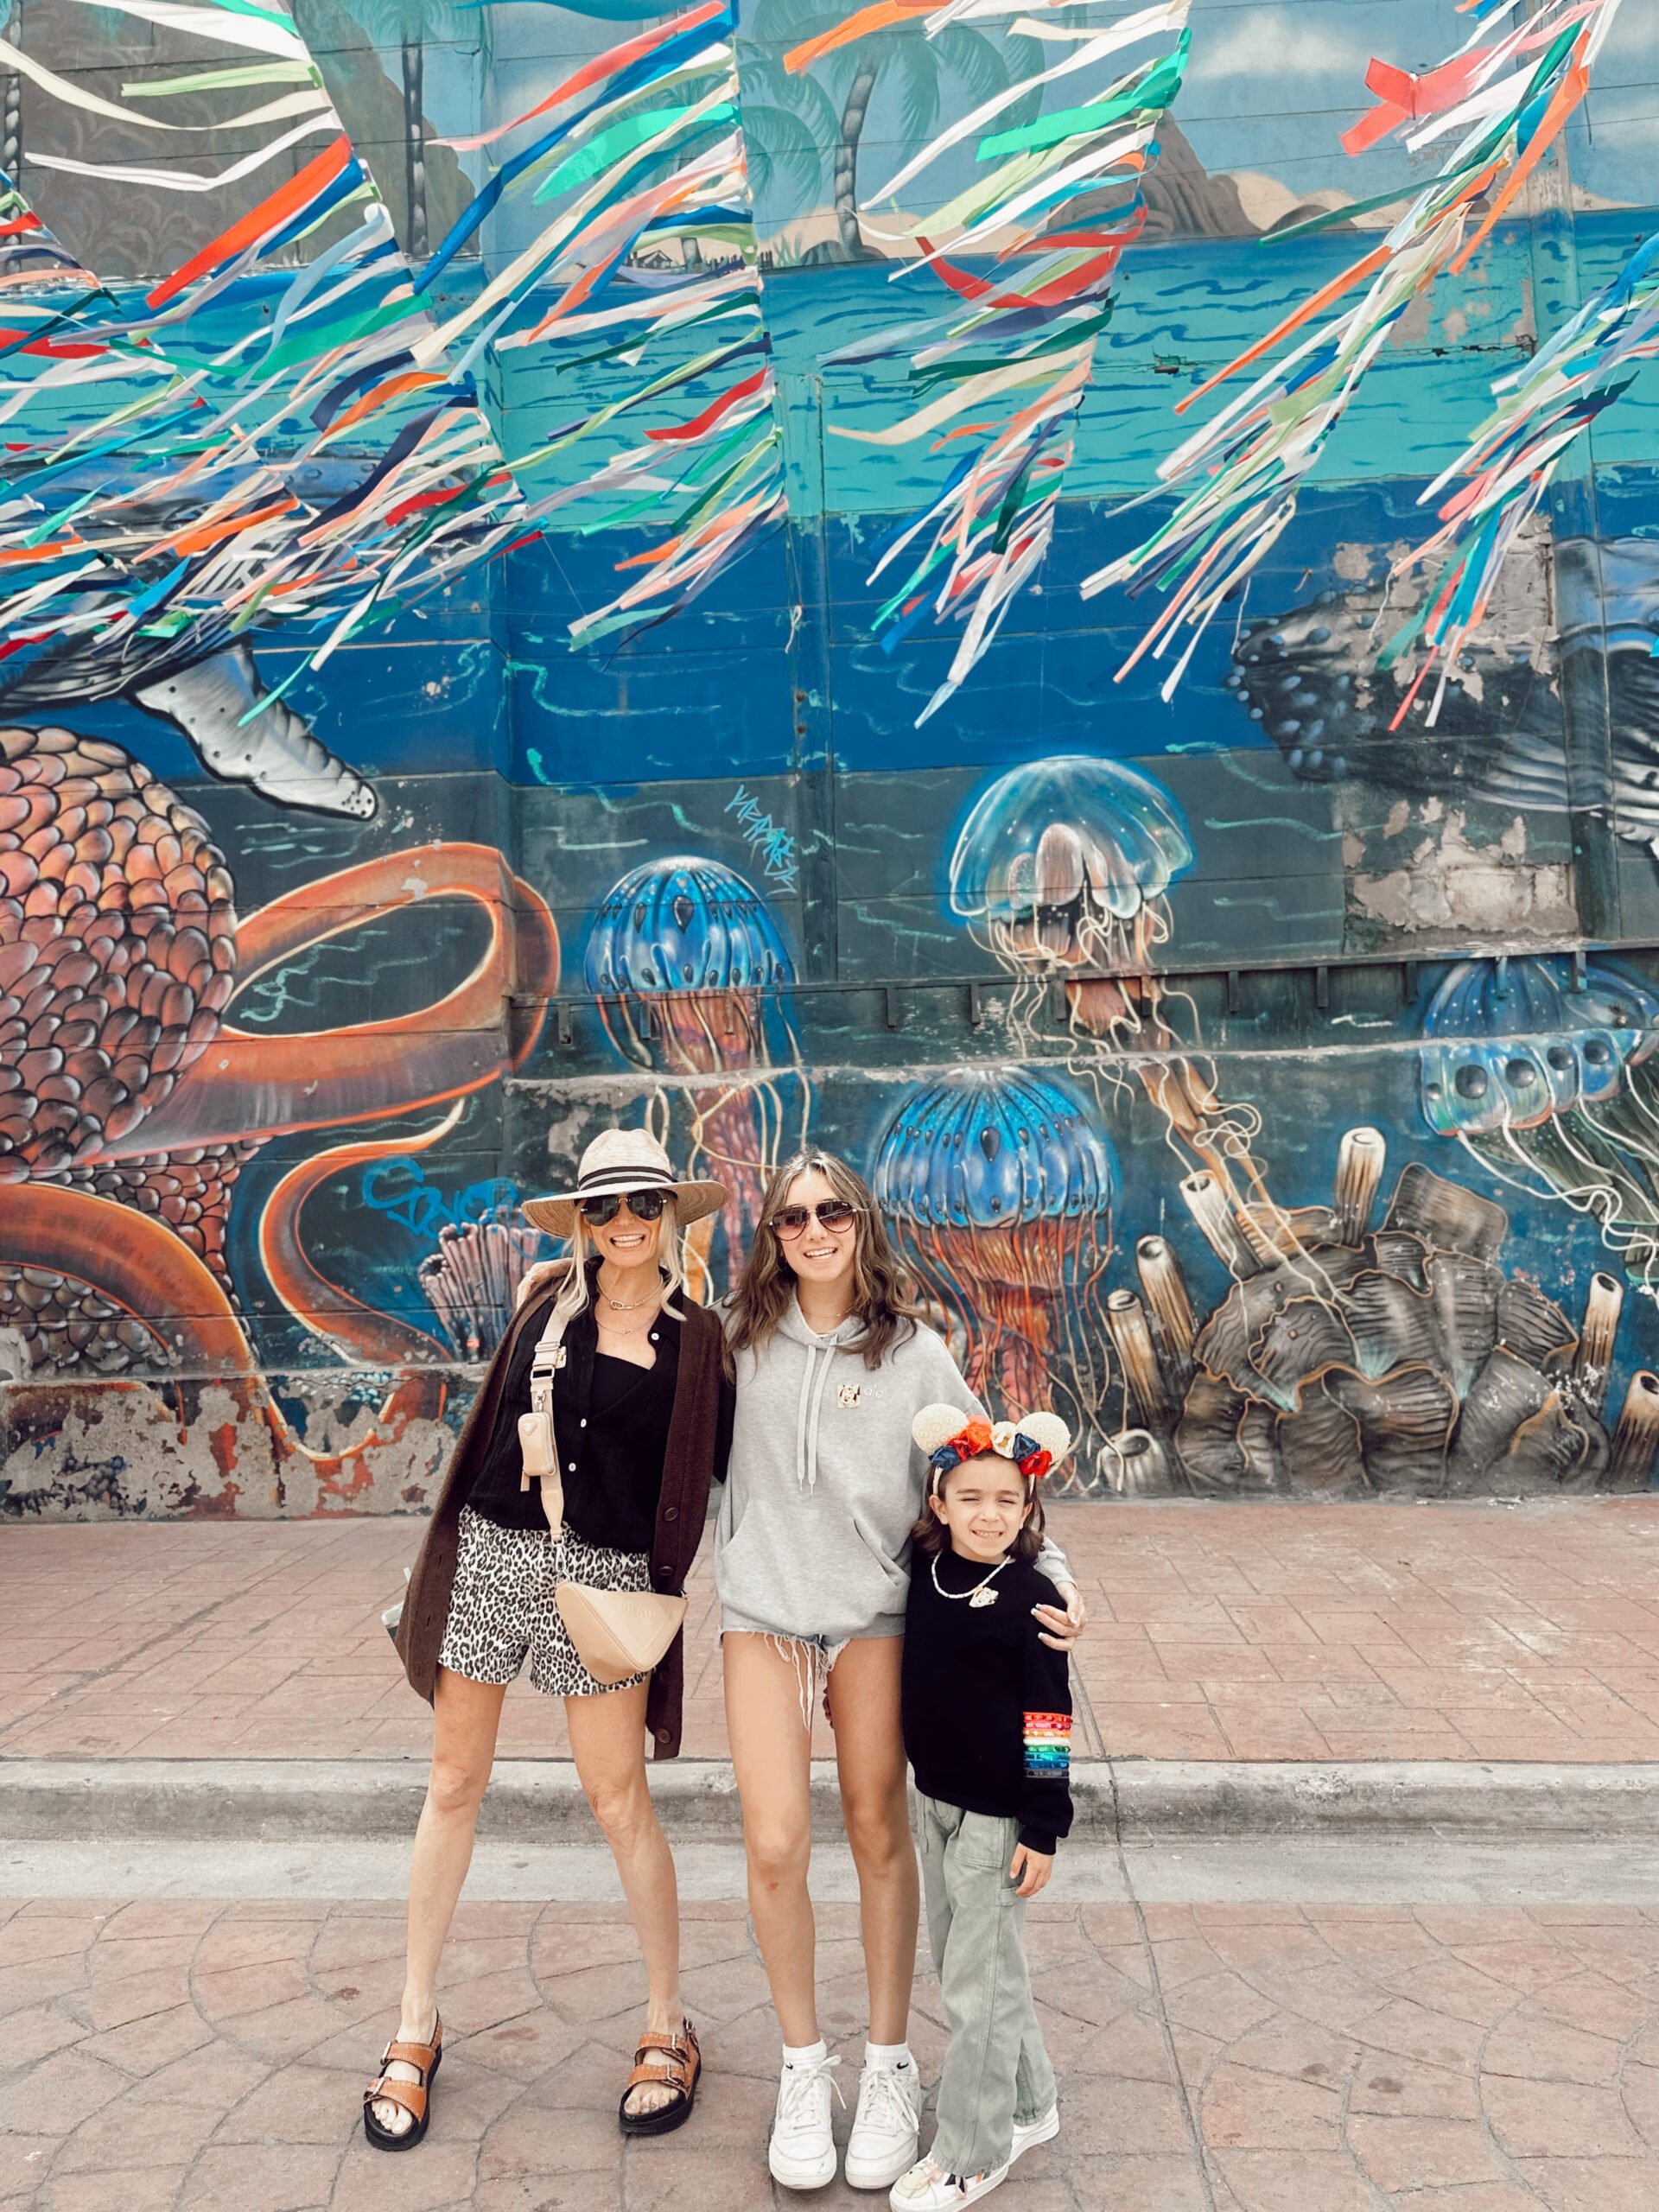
1344, 802, 1578, 945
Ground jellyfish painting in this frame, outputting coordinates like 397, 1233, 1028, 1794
1418, 956, 1659, 1287
949, 756, 1195, 1042
871, 1068, 1116, 1480
946, 753, 1288, 1239
586, 855, 802, 1284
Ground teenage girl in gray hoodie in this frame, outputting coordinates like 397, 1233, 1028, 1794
716, 1150, 1085, 2196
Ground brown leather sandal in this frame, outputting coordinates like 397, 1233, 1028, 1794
363, 2015, 442, 2152
618, 2018, 701, 2137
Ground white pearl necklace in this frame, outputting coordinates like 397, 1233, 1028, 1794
931, 1553, 1012, 1610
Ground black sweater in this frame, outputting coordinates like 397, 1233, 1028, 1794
901, 1547, 1074, 1856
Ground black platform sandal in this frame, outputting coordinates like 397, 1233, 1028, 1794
619, 2018, 701, 2137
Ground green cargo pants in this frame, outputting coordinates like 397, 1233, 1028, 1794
917, 1793, 1057, 2176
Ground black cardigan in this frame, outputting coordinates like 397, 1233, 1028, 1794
395, 1265, 733, 1757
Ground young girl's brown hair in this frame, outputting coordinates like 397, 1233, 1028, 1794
910, 1463, 1048, 1563
726, 1148, 925, 1371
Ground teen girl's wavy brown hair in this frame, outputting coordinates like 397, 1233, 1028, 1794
726, 1150, 925, 1371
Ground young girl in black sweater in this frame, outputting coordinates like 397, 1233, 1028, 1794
891, 1407, 1074, 2212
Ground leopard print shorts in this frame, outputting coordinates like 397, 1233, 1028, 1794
437, 1506, 652, 1698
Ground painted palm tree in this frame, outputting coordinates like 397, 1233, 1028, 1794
342, 0, 467, 254
738, 34, 838, 229
1, 0, 20, 180
741, 0, 1038, 259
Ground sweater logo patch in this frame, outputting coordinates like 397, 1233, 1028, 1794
1023, 1712, 1071, 1778
836, 1382, 862, 1408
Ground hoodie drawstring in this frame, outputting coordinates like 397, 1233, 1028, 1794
804, 1338, 838, 1491
792, 1331, 845, 1492
794, 1339, 817, 1493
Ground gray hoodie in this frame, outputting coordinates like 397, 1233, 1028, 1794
715, 1298, 1070, 1645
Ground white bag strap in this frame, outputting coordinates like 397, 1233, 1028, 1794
529, 1300, 568, 1414
518, 1300, 569, 1531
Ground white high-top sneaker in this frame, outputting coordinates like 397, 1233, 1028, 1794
768, 2048, 842, 2190
844, 2052, 922, 2190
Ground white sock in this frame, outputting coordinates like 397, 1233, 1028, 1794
865, 2040, 912, 2069
782, 2038, 828, 2069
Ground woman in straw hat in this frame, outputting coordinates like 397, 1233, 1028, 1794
365, 1128, 734, 2152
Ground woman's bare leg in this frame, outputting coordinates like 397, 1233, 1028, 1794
723, 1631, 818, 2045
826, 1636, 918, 2046
565, 1680, 683, 2119
372, 1666, 506, 2136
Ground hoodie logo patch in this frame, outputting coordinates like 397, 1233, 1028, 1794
836, 1382, 862, 1408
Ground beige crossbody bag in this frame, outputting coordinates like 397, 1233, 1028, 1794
518, 1302, 686, 1685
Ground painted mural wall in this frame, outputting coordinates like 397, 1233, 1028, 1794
3, 0, 1658, 1516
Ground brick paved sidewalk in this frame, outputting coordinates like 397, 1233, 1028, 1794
7, 1891, 1659, 2211
7, 1500, 1659, 1765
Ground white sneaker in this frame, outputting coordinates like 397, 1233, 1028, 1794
1010, 2105, 1058, 2164
888, 2155, 1010, 2209
844, 2056, 923, 2190
768, 2050, 842, 2190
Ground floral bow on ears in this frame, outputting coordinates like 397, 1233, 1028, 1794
927, 1417, 1053, 1486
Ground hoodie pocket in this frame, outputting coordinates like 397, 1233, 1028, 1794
850, 1511, 912, 1607
714, 1494, 781, 1604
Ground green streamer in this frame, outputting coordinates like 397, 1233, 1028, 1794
533, 102, 736, 204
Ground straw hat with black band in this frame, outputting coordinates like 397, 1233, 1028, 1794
523, 1128, 728, 1239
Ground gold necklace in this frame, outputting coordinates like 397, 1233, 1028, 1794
600, 1274, 660, 1313
799, 1299, 852, 1332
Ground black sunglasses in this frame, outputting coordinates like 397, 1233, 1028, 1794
578, 1188, 670, 1225
771, 1198, 860, 1240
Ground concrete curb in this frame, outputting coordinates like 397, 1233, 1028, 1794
3, 1757, 1656, 1844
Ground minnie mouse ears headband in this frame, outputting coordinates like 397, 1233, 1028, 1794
912, 1403, 1072, 1493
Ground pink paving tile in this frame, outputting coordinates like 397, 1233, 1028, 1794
10, 1501, 1659, 1764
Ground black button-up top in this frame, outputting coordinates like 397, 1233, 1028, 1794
467, 1273, 728, 1555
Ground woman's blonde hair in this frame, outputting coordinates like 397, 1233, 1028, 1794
726, 1150, 923, 1371
546, 1194, 685, 1327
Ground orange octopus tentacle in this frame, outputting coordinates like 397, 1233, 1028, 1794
231, 842, 520, 969
1, 1183, 270, 1376
1, 1185, 448, 1496
259, 1118, 455, 1369
89, 846, 559, 1156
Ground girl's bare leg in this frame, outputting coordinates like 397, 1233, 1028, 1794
723, 1631, 818, 2045
825, 1636, 918, 2046
372, 1667, 506, 2136
565, 1679, 684, 2119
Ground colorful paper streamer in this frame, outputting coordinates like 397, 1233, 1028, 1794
1382, 226, 1659, 723
802, 0, 1189, 725
0, 0, 785, 759
434, 0, 786, 644
1086, 0, 1628, 702
0, 1, 538, 812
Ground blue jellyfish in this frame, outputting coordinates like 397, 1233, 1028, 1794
586, 856, 794, 1007
586, 855, 798, 1273
1421, 957, 1659, 1136
872, 1067, 1116, 1455
949, 758, 1194, 1030
1419, 954, 1659, 1281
